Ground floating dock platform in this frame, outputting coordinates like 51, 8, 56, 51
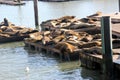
24, 41, 80, 61
24, 13, 120, 79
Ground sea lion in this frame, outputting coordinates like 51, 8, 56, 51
67, 40, 85, 47
4, 27, 14, 32
43, 31, 50, 36
88, 19, 95, 24
68, 22, 96, 29
60, 22, 71, 28
0, 26, 7, 31
54, 42, 77, 54
4, 18, 9, 26
53, 35, 65, 43
78, 41, 102, 48
29, 32, 43, 41
82, 46, 102, 55
87, 11, 102, 18
58, 16, 75, 22
51, 20, 59, 27
0, 33, 10, 37
42, 36, 51, 45
65, 30, 80, 37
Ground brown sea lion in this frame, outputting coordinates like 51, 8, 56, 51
50, 20, 58, 27
53, 35, 65, 43
4, 27, 14, 32
67, 40, 85, 47
0, 26, 7, 31
58, 16, 75, 21
80, 18, 97, 24
65, 30, 80, 37
82, 46, 102, 55
78, 41, 102, 48
54, 42, 77, 54
29, 32, 43, 41
88, 19, 95, 24
0, 33, 10, 37
87, 11, 102, 18
42, 36, 51, 45
43, 31, 50, 36
68, 22, 96, 29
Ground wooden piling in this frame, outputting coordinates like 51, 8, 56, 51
33, 0, 39, 29
101, 16, 114, 80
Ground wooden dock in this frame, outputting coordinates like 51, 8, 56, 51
0, 0, 25, 5
24, 41, 80, 61
24, 39, 120, 78
24, 13, 120, 79
79, 52, 120, 69
79, 52, 120, 78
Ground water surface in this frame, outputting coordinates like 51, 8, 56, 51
0, 0, 118, 28
0, 43, 102, 80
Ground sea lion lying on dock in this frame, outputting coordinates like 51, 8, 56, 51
78, 41, 102, 48
0, 26, 8, 31
53, 35, 65, 43
73, 46, 102, 55
68, 22, 96, 29
87, 11, 102, 18
54, 42, 77, 54
42, 36, 51, 45
29, 32, 43, 41
0, 33, 10, 38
